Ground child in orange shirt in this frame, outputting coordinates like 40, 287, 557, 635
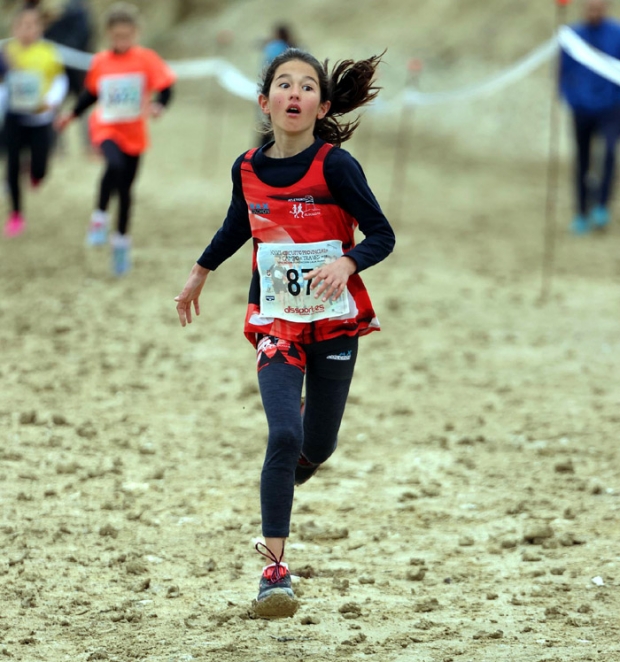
57, 2, 175, 275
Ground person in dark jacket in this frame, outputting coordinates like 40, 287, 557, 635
44, 0, 94, 153
44, 0, 93, 95
560, 0, 620, 233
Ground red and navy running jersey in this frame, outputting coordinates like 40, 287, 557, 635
241, 142, 380, 345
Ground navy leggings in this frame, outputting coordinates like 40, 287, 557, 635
98, 140, 140, 235
573, 107, 620, 215
258, 335, 358, 538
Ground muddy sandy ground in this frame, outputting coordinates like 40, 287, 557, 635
1, 80, 619, 662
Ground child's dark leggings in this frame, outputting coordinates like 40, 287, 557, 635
572, 107, 620, 215
257, 334, 358, 538
5, 113, 52, 213
98, 140, 140, 235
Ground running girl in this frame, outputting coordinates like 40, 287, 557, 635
57, 2, 175, 275
175, 49, 394, 618
2, 5, 67, 238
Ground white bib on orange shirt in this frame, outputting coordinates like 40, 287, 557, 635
98, 73, 145, 123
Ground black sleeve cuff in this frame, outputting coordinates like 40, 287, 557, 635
73, 90, 98, 117
156, 85, 173, 107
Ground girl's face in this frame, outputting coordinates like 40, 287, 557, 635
13, 11, 42, 46
108, 23, 138, 54
259, 60, 330, 137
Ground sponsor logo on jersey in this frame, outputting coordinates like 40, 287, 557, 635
250, 202, 270, 214
288, 195, 321, 218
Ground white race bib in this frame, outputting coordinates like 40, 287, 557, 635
257, 240, 350, 323
7, 71, 42, 113
98, 73, 145, 123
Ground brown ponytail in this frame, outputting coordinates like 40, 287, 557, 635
260, 49, 384, 146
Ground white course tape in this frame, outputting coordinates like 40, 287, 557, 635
404, 37, 559, 107
403, 27, 620, 107
557, 25, 620, 87
167, 57, 257, 100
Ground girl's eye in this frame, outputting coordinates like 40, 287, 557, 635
279, 82, 290, 89
302, 85, 314, 92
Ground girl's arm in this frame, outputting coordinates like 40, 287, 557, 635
72, 88, 97, 116
175, 155, 252, 326
43, 72, 69, 111
306, 147, 395, 303
323, 148, 395, 273
195, 155, 252, 270
55, 87, 96, 130
175, 263, 209, 326
150, 85, 173, 118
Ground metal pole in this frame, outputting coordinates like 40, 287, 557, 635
540, 0, 570, 301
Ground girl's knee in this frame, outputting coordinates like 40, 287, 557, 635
265, 425, 303, 464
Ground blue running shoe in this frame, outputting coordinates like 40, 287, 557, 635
252, 543, 299, 619
111, 233, 131, 276
590, 205, 610, 230
87, 210, 109, 246
570, 214, 590, 235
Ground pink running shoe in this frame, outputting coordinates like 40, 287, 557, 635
4, 212, 26, 238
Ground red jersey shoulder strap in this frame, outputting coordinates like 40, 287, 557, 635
241, 148, 258, 173
299, 142, 334, 186
315, 142, 334, 163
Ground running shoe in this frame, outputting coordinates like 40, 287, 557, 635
252, 544, 299, 619
87, 210, 109, 247
110, 233, 131, 276
294, 454, 321, 486
570, 214, 590, 235
4, 212, 26, 238
590, 205, 610, 230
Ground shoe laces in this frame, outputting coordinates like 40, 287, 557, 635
255, 542, 286, 584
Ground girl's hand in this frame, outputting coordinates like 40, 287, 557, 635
304, 256, 357, 302
175, 264, 210, 327
150, 102, 164, 119
54, 112, 74, 132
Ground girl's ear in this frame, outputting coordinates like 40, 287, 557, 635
258, 93, 271, 117
317, 100, 331, 120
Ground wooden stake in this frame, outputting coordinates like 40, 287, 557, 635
540, 1, 569, 301
388, 59, 423, 224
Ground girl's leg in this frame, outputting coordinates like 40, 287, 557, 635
5, 114, 24, 213
116, 152, 140, 235
254, 350, 304, 618
29, 123, 52, 185
257, 345, 306, 560
301, 372, 354, 464
98, 140, 121, 213
296, 336, 358, 483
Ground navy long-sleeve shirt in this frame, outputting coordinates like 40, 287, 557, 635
197, 138, 395, 272
560, 19, 620, 113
